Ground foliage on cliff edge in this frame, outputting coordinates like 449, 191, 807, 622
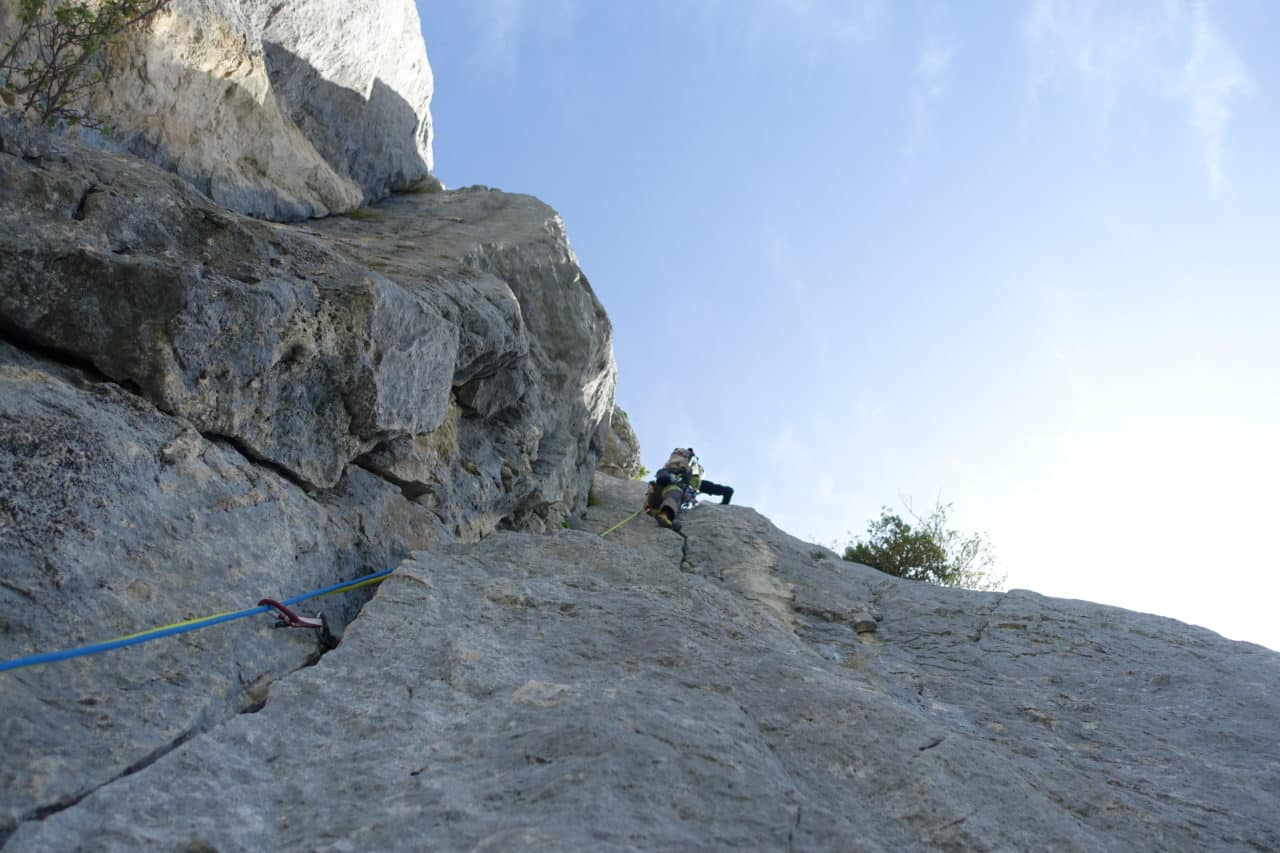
1, 0, 169, 126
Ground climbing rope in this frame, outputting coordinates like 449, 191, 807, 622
0, 567, 395, 675
599, 509, 642, 538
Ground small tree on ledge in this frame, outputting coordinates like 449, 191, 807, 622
843, 499, 1005, 591
0, 0, 170, 127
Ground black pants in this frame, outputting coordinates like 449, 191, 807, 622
698, 479, 733, 502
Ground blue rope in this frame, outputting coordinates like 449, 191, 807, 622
0, 567, 396, 674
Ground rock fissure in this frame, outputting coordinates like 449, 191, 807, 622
970, 595, 1009, 644
199, 429, 317, 493
2, 725, 200, 849
0, 325, 120, 389
70, 183, 98, 222
351, 458, 431, 502
919, 736, 946, 752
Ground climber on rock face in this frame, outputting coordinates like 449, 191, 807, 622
643, 447, 734, 532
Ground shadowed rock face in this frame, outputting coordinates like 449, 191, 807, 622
6, 473, 1278, 851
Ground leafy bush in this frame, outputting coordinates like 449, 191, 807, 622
1, 0, 170, 127
843, 499, 1004, 591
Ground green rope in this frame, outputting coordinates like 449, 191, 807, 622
600, 510, 642, 538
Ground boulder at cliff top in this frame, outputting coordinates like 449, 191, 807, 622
0, 113, 455, 489
0, 116, 614, 512
599, 404, 643, 479
308, 186, 617, 537
63, 0, 434, 219
9, 474, 1278, 850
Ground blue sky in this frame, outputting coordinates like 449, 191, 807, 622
417, 0, 1279, 651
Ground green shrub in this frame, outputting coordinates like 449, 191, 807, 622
842, 499, 1004, 591
1, 0, 170, 127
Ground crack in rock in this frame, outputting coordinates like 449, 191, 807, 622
1, 727, 200, 848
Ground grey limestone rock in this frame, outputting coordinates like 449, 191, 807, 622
9, 473, 1278, 850
0, 113, 456, 488
0, 118, 615, 519
0, 341, 446, 839
55, 0, 434, 220
0, 117, 617, 841
599, 404, 643, 480
308, 186, 617, 537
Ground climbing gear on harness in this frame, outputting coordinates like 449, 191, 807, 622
0, 567, 396, 674
681, 458, 704, 509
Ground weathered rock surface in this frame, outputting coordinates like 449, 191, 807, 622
599, 404, 643, 479
0, 113, 615, 842
0, 340, 445, 838
0, 113, 455, 488
309, 187, 616, 538
70, 0, 434, 220
0, 115, 614, 512
9, 473, 1278, 850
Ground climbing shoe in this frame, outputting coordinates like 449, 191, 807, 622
655, 512, 682, 533
721, 488, 733, 506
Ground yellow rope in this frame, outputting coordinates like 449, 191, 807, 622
314, 575, 389, 597
117, 610, 239, 641
600, 510, 643, 538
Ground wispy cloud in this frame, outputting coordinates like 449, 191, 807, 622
460, 0, 579, 74
779, 0, 884, 43
1022, 0, 1253, 195
761, 230, 810, 299
1180, 0, 1253, 194
907, 37, 954, 153
748, 0, 886, 62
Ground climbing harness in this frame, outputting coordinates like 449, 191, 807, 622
0, 567, 395, 674
600, 509, 642, 538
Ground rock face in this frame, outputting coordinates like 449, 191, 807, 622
0, 114, 613, 504
72, 0, 434, 220
599, 404, 643, 479
0, 340, 445, 837
3, 22, 1278, 847
0, 114, 615, 840
6, 473, 1278, 851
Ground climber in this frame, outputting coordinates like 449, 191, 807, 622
644, 448, 734, 532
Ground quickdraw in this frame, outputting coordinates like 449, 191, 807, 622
258, 599, 338, 651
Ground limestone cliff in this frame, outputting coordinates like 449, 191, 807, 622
0, 112, 614, 843
1, 17, 1278, 849
42, 0, 434, 220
